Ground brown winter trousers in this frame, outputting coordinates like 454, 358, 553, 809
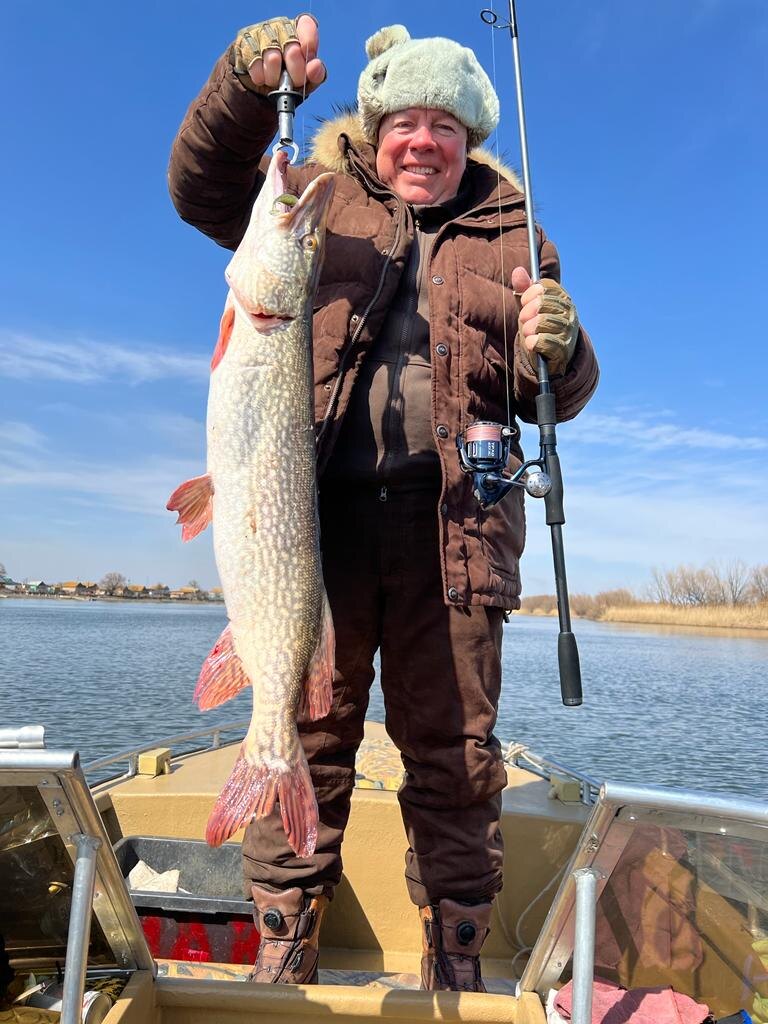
242, 487, 508, 907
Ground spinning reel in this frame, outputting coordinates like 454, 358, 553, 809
456, 421, 551, 509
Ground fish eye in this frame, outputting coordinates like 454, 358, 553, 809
302, 234, 318, 251
271, 193, 298, 215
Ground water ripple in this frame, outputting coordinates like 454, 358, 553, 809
1, 600, 765, 798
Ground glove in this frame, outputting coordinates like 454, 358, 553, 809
513, 267, 579, 376
230, 14, 324, 98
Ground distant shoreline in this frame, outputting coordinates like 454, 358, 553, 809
516, 603, 768, 634
0, 592, 222, 605
5, 593, 767, 632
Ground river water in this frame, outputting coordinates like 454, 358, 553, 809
1, 598, 765, 798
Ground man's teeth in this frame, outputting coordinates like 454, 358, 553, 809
405, 166, 436, 176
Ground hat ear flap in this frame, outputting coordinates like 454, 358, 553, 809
365, 24, 410, 60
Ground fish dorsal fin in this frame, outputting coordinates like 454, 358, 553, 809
211, 304, 235, 371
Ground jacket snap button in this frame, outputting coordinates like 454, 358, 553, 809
457, 921, 477, 946
447, 587, 459, 601
436, 343, 448, 356
381, 248, 389, 256
436, 425, 449, 439
440, 503, 448, 515
350, 314, 360, 324
432, 275, 444, 285
323, 383, 332, 391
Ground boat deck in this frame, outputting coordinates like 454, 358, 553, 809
94, 721, 589, 986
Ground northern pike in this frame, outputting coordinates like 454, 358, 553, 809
167, 152, 336, 857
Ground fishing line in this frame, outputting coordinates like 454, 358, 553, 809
487, 2, 513, 434
300, 0, 312, 161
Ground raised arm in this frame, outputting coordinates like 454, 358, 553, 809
168, 15, 325, 250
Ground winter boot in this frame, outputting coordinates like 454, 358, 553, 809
420, 898, 493, 992
248, 884, 328, 984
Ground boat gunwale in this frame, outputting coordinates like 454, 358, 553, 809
85, 720, 601, 804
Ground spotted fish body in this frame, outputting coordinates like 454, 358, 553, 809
167, 153, 336, 856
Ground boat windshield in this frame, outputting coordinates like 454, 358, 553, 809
521, 783, 768, 1021
0, 745, 153, 982
0, 784, 113, 968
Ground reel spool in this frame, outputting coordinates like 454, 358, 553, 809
456, 420, 551, 508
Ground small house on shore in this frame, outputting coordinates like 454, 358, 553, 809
26, 581, 53, 594
58, 581, 98, 596
170, 586, 204, 601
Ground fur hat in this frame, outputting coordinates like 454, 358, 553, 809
357, 25, 499, 149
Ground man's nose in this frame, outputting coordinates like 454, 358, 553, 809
409, 125, 437, 149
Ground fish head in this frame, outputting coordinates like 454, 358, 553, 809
225, 151, 335, 331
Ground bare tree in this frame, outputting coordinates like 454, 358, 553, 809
100, 572, 127, 595
722, 560, 750, 605
188, 579, 200, 589
0, 561, 6, 576
649, 567, 671, 604
748, 564, 768, 603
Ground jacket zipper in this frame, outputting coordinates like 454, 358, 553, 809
379, 486, 388, 502
380, 211, 422, 478
316, 230, 401, 447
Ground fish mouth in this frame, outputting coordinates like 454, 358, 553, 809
270, 152, 335, 236
245, 306, 295, 330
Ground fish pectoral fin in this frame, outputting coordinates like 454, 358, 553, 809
194, 624, 250, 710
206, 751, 318, 858
166, 473, 214, 542
299, 591, 335, 722
211, 304, 235, 371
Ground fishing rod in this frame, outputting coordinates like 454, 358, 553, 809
457, 0, 582, 707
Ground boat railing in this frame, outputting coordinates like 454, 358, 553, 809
504, 742, 601, 805
84, 720, 249, 786
83, 721, 601, 804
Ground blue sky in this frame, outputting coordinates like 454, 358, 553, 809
1, 1, 766, 594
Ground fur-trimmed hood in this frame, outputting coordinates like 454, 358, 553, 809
307, 110, 523, 191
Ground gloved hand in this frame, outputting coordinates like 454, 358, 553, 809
512, 266, 579, 376
230, 14, 326, 97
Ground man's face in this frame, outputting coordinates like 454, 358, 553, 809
376, 108, 468, 206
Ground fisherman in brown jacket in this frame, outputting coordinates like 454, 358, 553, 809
169, 15, 599, 991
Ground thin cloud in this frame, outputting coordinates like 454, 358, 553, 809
550, 412, 768, 453
38, 403, 204, 446
0, 330, 208, 385
0, 421, 45, 449
0, 449, 196, 519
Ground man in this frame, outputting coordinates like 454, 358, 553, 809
169, 15, 598, 991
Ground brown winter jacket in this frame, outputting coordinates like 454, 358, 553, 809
168, 54, 599, 609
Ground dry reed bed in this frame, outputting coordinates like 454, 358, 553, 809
597, 603, 768, 631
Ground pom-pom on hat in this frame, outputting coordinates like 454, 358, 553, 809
357, 25, 499, 149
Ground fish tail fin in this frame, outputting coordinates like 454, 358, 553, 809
166, 473, 213, 541
298, 590, 335, 722
194, 624, 250, 710
206, 747, 318, 858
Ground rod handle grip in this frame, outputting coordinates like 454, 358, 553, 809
558, 631, 582, 706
